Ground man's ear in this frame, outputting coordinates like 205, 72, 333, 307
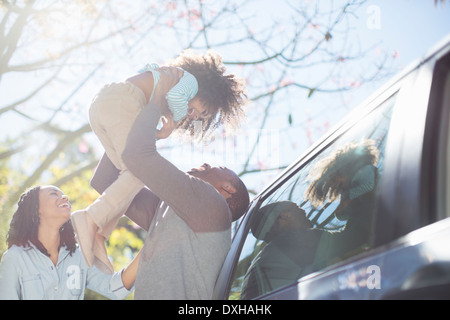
221, 182, 236, 197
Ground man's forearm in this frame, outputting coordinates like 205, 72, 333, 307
122, 103, 183, 204
121, 103, 224, 229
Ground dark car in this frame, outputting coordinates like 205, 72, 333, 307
213, 35, 450, 300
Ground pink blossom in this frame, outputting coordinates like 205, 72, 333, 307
349, 80, 362, 88
280, 78, 294, 87
78, 140, 89, 153
189, 9, 201, 20
167, 2, 176, 11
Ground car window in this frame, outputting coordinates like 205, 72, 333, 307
228, 93, 397, 300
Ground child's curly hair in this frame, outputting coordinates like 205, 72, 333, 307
168, 49, 248, 140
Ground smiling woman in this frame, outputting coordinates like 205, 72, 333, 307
6, 186, 76, 260
0, 185, 140, 300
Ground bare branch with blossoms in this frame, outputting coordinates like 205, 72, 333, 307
0, 0, 400, 207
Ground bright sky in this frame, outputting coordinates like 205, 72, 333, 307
364, 0, 450, 66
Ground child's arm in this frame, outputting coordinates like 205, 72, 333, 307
130, 64, 197, 123
143, 64, 198, 122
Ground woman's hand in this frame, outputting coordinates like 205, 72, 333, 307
121, 249, 142, 290
156, 114, 176, 140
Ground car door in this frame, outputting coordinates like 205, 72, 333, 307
213, 36, 450, 300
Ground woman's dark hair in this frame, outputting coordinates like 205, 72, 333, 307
6, 186, 77, 256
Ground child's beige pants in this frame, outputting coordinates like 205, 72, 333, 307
87, 82, 147, 237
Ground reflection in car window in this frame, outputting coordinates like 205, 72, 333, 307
229, 94, 397, 300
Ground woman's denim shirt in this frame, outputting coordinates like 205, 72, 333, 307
0, 243, 132, 300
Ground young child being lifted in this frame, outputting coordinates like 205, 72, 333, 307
71, 50, 247, 273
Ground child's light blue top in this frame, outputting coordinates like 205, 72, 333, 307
140, 63, 198, 122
